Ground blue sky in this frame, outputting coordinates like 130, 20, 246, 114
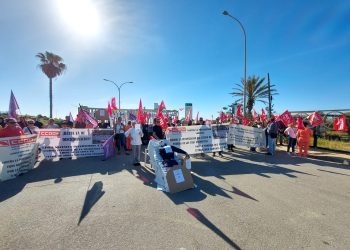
1, 0, 349, 119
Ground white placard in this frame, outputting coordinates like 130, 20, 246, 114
227, 124, 266, 148
0, 134, 38, 181
173, 169, 185, 183
165, 125, 227, 155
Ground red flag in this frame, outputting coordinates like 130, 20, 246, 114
337, 114, 348, 131
307, 112, 324, 127
137, 99, 145, 124
297, 116, 305, 129
252, 109, 258, 121
157, 100, 166, 117
173, 116, 178, 125
111, 97, 118, 110
279, 110, 294, 126
333, 117, 339, 131
9, 90, 20, 119
260, 109, 266, 122
107, 102, 112, 117
242, 116, 250, 126
158, 113, 168, 129
220, 112, 226, 123
235, 104, 243, 117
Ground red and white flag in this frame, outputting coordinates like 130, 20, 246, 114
279, 110, 294, 126
8, 90, 19, 119
336, 114, 348, 131
111, 97, 118, 110
107, 102, 113, 117
137, 99, 145, 124
252, 109, 258, 121
235, 104, 243, 117
242, 117, 250, 126
157, 100, 166, 117
307, 112, 324, 127
173, 116, 178, 125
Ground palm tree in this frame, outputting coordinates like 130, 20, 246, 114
36, 51, 66, 118
230, 75, 277, 117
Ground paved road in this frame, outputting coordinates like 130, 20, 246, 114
1, 148, 350, 250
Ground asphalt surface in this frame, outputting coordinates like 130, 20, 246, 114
1, 148, 350, 250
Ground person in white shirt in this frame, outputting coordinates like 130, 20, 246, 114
284, 123, 297, 154
125, 121, 144, 166
45, 118, 59, 129
23, 119, 40, 134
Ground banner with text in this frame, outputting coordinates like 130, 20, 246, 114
0, 134, 38, 181
165, 125, 228, 154
38, 129, 113, 159
227, 124, 266, 148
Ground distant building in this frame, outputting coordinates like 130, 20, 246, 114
185, 103, 193, 120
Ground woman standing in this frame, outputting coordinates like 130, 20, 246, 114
125, 120, 132, 151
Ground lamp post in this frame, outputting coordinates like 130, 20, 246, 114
223, 10, 247, 116
103, 79, 133, 110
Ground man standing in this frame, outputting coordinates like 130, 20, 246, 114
113, 117, 129, 155
266, 117, 278, 155
125, 121, 144, 166
152, 118, 164, 140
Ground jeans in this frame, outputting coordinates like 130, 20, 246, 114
114, 133, 127, 152
287, 137, 297, 152
268, 135, 277, 155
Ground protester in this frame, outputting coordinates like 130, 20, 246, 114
0, 116, 6, 128
23, 119, 39, 134
125, 121, 144, 166
212, 118, 223, 157
152, 118, 164, 140
0, 118, 24, 138
125, 120, 132, 151
284, 123, 297, 155
45, 118, 59, 128
34, 117, 43, 128
266, 117, 278, 155
159, 140, 190, 168
113, 117, 129, 155
296, 121, 313, 157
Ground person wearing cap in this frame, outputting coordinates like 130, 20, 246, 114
125, 121, 144, 166
23, 119, 39, 134
0, 118, 24, 138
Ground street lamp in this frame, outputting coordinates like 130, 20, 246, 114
223, 10, 247, 116
103, 79, 133, 110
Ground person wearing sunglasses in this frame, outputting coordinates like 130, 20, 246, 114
0, 118, 24, 138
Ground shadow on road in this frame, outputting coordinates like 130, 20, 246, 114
78, 181, 105, 225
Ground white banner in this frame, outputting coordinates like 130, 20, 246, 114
227, 124, 266, 148
165, 125, 227, 154
0, 134, 38, 181
38, 129, 113, 159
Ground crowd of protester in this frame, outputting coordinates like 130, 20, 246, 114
0, 113, 315, 158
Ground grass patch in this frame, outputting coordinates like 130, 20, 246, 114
314, 138, 350, 152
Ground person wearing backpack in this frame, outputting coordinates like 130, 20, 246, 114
266, 117, 278, 155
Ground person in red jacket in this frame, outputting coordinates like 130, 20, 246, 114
0, 118, 25, 138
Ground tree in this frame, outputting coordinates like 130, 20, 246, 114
230, 75, 277, 117
36, 51, 66, 118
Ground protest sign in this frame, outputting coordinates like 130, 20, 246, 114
38, 129, 113, 159
165, 125, 227, 154
227, 124, 266, 148
0, 134, 38, 181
